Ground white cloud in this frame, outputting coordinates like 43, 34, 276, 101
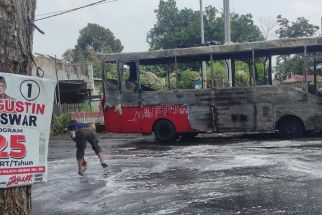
289, 1, 321, 17
56, 0, 72, 10
34, 0, 322, 58
56, 0, 95, 25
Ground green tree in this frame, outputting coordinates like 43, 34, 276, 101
205, 60, 253, 87
147, 0, 264, 50
207, 61, 224, 80
231, 13, 264, 42
276, 15, 319, 39
147, 0, 199, 49
62, 23, 123, 77
275, 56, 314, 81
275, 15, 319, 80
235, 61, 250, 86
77, 23, 123, 58
146, 0, 264, 87
62, 48, 83, 63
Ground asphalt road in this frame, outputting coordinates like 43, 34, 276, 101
32, 133, 322, 215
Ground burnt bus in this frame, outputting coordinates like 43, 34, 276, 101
101, 37, 322, 142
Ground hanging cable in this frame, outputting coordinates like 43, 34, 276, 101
35, 0, 118, 21
36, 0, 113, 18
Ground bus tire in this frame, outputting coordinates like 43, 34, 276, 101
154, 119, 177, 143
278, 116, 304, 139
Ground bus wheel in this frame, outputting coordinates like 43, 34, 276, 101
278, 116, 304, 139
181, 132, 199, 140
154, 119, 177, 143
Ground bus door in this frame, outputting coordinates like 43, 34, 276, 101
102, 61, 121, 133
119, 61, 143, 133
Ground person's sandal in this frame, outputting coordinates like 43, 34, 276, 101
101, 163, 108, 168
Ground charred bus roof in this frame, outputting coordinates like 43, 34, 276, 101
102, 36, 322, 65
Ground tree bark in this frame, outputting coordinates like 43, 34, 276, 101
0, 186, 32, 215
0, 0, 36, 215
0, 0, 36, 74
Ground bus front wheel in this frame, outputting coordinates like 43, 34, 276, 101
154, 119, 177, 143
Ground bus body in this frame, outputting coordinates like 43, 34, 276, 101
102, 37, 322, 142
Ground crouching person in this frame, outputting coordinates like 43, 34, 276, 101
67, 120, 108, 176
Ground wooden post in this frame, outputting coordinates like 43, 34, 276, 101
303, 46, 308, 93
251, 50, 256, 86
167, 66, 171, 90
248, 60, 252, 86
231, 59, 236, 87
210, 54, 214, 88
175, 56, 179, 89
268, 56, 272, 85
314, 58, 317, 94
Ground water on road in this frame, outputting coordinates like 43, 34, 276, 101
33, 134, 322, 214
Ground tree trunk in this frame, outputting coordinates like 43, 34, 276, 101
0, 186, 32, 215
0, 0, 36, 74
0, 0, 36, 215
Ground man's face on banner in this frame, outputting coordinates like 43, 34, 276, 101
0, 82, 6, 95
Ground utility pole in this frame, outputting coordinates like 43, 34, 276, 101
223, 0, 232, 87
200, 0, 207, 88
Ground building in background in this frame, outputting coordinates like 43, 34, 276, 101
32, 54, 102, 114
32, 54, 97, 102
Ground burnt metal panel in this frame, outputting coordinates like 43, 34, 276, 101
187, 105, 213, 131
256, 103, 274, 131
105, 84, 322, 133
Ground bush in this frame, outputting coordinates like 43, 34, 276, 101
51, 113, 71, 136
179, 69, 200, 89
140, 71, 166, 90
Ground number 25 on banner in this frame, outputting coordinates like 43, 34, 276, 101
0, 135, 26, 159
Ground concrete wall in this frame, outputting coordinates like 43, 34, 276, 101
31, 55, 96, 95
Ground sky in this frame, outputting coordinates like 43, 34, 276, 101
33, 0, 322, 58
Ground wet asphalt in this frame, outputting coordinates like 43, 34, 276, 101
32, 133, 322, 215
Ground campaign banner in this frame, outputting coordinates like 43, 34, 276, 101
0, 73, 56, 188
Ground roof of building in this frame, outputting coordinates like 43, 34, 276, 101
284, 74, 315, 83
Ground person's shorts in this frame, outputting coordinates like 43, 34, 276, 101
75, 127, 102, 159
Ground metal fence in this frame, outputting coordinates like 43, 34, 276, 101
53, 103, 86, 114
70, 111, 104, 124
53, 102, 104, 124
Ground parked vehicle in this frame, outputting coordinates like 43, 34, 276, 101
101, 37, 322, 142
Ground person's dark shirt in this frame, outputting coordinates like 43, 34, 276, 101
67, 122, 89, 131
